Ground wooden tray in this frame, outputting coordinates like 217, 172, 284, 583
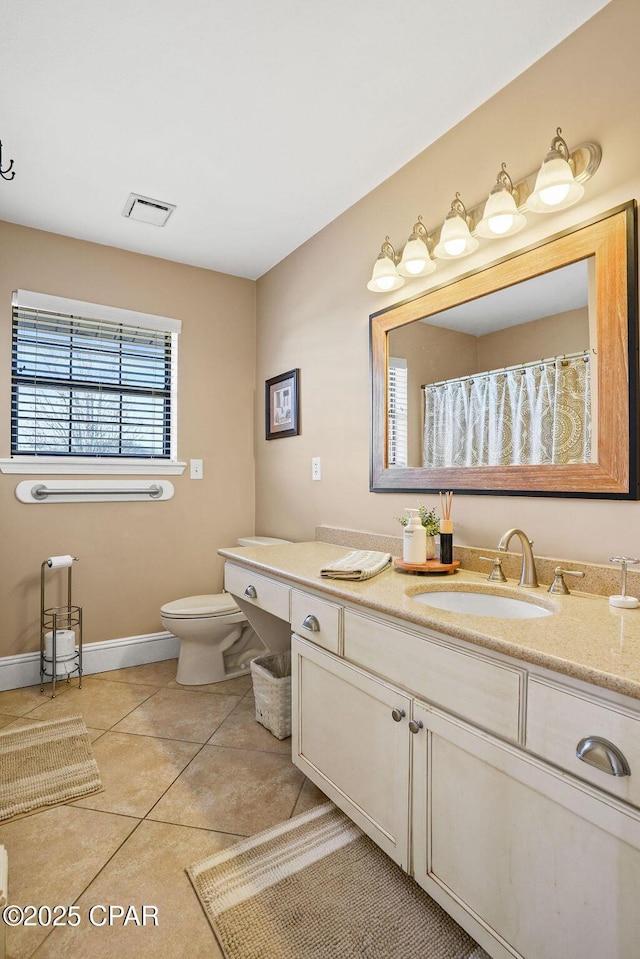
394, 558, 460, 575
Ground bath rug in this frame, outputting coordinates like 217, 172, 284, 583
188, 801, 489, 959
0, 715, 102, 822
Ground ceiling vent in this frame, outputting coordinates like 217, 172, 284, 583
122, 193, 176, 227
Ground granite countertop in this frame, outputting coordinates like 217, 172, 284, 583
219, 541, 640, 702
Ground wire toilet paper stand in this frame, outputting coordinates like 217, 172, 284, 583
40, 555, 83, 698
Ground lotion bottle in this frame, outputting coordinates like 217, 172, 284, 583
403, 509, 427, 565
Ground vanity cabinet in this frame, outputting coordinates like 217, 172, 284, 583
291, 597, 640, 959
412, 703, 640, 959
291, 635, 411, 868
223, 557, 640, 959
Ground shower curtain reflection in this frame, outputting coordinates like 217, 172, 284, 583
422, 352, 591, 468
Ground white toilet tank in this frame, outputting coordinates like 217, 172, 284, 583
236, 536, 291, 547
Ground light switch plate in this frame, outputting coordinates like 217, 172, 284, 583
312, 457, 321, 481
190, 459, 203, 480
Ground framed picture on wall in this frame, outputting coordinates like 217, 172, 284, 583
265, 369, 300, 439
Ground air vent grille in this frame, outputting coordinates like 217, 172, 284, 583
122, 193, 176, 227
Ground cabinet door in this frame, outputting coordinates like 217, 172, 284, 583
413, 702, 640, 959
291, 634, 411, 869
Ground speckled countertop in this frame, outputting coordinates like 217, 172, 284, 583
219, 541, 640, 702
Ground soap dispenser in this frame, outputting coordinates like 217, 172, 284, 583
403, 509, 427, 565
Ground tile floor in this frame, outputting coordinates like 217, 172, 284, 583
0, 660, 326, 959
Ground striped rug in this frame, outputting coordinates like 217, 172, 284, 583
0, 715, 102, 822
188, 802, 489, 959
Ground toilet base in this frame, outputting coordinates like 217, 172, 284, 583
175, 622, 266, 686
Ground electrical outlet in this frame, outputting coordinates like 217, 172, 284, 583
311, 456, 322, 481
190, 459, 204, 480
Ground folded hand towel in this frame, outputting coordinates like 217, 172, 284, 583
320, 549, 392, 581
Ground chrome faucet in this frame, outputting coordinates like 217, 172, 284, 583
497, 528, 539, 588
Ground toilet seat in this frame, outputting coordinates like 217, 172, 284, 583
160, 593, 240, 619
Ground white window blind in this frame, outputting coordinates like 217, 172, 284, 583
388, 357, 408, 467
11, 291, 181, 460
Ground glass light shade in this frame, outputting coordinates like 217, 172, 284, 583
527, 153, 584, 212
367, 252, 405, 292
476, 189, 526, 239
434, 213, 479, 259
398, 235, 436, 277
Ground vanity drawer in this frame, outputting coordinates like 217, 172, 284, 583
291, 589, 342, 654
343, 610, 522, 741
224, 563, 290, 621
527, 677, 640, 808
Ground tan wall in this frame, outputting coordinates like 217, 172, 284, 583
477, 308, 590, 371
255, 0, 640, 564
0, 222, 256, 654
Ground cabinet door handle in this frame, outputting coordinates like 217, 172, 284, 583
244, 585, 258, 599
576, 736, 631, 777
391, 708, 406, 722
302, 614, 320, 632
409, 719, 424, 734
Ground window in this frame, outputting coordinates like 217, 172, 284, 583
11, 290, 181, 461
388, 356, 408, 467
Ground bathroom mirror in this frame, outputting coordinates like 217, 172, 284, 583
370, 202, 638, 497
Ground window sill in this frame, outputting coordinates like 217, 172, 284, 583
0, 458, 187, 476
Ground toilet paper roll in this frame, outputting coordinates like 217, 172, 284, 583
44, 629, 76, 662
46, 555, 75, 569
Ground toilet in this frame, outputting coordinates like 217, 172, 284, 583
160, 536, 290, 685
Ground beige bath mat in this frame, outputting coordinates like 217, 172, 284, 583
0, 714, 102, 822
188, 801, 489, 959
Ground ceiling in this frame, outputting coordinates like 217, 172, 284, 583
0, 1, 610, 280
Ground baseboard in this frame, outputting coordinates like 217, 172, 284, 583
0, 631, 180, 691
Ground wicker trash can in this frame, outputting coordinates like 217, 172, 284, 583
250, 651, 292, 740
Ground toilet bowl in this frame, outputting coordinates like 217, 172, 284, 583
160, 536, 290, 685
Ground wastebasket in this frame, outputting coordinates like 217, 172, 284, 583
250, 651, 292, 739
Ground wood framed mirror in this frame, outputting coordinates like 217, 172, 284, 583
370, 202, 638, 498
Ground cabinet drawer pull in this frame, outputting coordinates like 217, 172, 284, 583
244, 585, 258, 599
409, 719, 424, 734
302, 614, 321, 632
576, 736, 631, 777
391, 708, 406, 723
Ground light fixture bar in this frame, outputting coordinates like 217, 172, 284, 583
367, 134, 601, 291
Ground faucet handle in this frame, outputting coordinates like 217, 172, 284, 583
548, 566, 585, 595
479, 556, 507, 583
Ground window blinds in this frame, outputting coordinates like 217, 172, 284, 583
388, 357, 408, 468
11, 291, 181, 459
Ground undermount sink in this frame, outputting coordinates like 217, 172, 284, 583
412, 588, 554, 619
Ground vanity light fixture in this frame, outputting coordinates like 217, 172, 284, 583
476, 163, 526, 238
397, 216, 436, 277
367, 125, 601, 292
433, 194, 479, 259
527, 127, 584, 212
367, 237, 405, 292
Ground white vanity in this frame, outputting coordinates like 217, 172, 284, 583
221, 541, 640, 959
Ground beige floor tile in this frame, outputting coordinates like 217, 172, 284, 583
167, 672, 252, 696
92, 659, 178, 687
0, 683, 74, 718
292, 776, 329, 816
2, 805, 137, 959
72, 732, 201, 817
147, 743, 304, 835
208, 691, 291, 754
112, 687, 240, 743
30, 820, 234, 959
24, 678, 158, 729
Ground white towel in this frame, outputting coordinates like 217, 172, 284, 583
320, 550, 392, 581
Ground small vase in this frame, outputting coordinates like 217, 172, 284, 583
425, 535, 436, 560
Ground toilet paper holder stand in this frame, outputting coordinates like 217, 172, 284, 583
40, 556, 83, 698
